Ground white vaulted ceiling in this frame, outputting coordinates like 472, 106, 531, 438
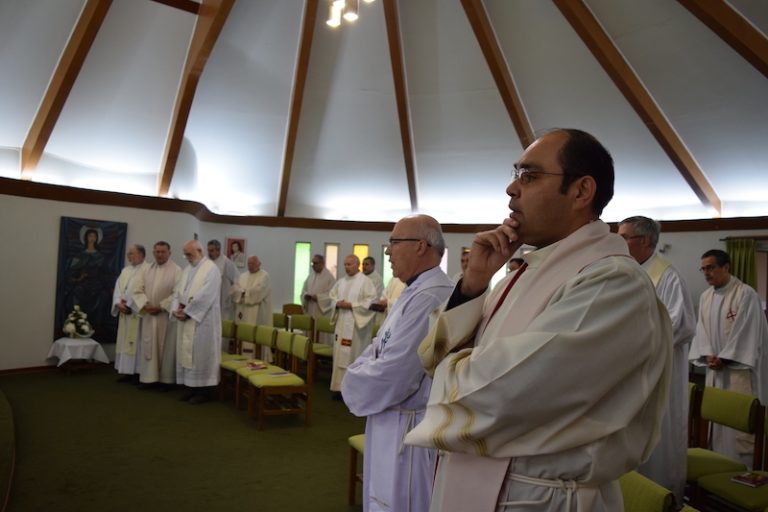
0, 0, 766, 224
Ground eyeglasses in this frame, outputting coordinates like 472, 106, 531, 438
387, 238, 429, 247
699, 264, 720, 273
620, 235, 645, 241
511, 167, 571, 185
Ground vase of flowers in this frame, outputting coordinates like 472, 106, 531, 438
62, 305, 94, 338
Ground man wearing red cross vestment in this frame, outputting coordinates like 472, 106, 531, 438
690, 249, 768, 466
404, 129, 672, 512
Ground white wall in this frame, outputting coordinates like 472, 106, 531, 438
1, 192, 765, 370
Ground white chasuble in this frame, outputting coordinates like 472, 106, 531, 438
112, 262, 149, 374
405, 221, 672, 512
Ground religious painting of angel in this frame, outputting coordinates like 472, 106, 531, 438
54, 217, 127, 342
226, 237, 247, 270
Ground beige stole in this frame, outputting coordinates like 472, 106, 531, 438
645, 253, 671, 287
427, 221, 630, 512
178, 260, 216, 369
699, 278, 744, 356
116, 265, 143, 356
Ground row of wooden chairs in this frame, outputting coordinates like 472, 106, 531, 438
687, 383, 768, 511
219, 321, 313, 430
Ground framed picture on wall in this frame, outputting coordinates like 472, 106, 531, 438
226, 237, 247, 269
55, 217, 128, 343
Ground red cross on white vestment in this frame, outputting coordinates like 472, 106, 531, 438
726, 309, 737, 321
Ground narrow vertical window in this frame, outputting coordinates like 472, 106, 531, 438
293, 242, 311, 304
324, 243, 339, 279
352, 244, 369, 271
381, 245, 393, 288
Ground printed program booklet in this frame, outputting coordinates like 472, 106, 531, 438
730, 472, 768, 488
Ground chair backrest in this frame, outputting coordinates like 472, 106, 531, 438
282, 303, 304, 315
236, 323, 257, 343
254, 325, 276, 349
275, 330, 294, 354
290, 314, 314, 334
221, 319, 236, 339
618, 471, 673, 512
372, 322, 381, 338
689, 382, 702, 447
701, 387, 759, 433
315, 316, 334, 334
272, 313, 287, 329
291, 334, 311, 361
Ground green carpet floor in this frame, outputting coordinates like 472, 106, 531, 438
0, 366, 365, 512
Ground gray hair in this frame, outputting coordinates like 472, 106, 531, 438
411, 216, 446, 257
619, 216, 660, 249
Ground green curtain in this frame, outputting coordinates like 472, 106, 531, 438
726, 238, 757, 288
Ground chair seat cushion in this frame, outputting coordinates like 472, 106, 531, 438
688, 447, 747, 481
348, 434, 365, 454
249, 371, 304, 387
698, 472, 768, 512
312, 343, 333, 357
235, 362, 282, 378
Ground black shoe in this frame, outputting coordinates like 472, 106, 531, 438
188, 393, 210, 405
138, 382, 159, 391
179, 388, 195, 402
155, 383, 173, 392
116, 375, 133, 383
331, 392, 343, 401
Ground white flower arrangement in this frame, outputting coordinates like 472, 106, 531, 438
63, 305, 93, 337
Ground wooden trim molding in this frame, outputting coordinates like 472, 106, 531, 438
553, 0, 722, 215
277, 0, 319, 217
2, 177, 767, 234
461, 0, 535, 149
678, 0, 768, 80
157, 0, 235, 196
383, 0, 419, 212
21, 0, 113, 178
150, 0, 201, 15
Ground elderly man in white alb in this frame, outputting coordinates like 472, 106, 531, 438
690, 249, 768, 466
207, 239, 239, 324
112, 244, 149, 383
327, 254, 376, 395
301, 254, 336, 345
231, 255, 273, 361
133, 241, 182, 391
342, 214, 454, 512
172, 240, 222, 405
404, 128, 672, 512
618, 216, 695, 505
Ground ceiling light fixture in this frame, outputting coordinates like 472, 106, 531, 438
326, 0, 374, 28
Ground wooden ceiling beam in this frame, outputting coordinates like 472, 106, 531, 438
149, 0, 201, 15
553, 0, 722, 215
383, 0, 419, 212
21, 0, 112, 178
461, 0, 535, 149
157, 0, 234, 196
277, 0, 319, 217
678, 0, 768, 79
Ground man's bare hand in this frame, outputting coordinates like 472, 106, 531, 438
461, 218, 522, 297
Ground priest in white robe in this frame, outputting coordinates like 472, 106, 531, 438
690, 248, 768, 466
328, 254, 376, 392
132, 241, 182, 389
405, 129, 672, 512
342, 215, 454, 512
231, 255, 273, 361
619, 216, 695, 504
172, 240, 222, 404
301, 254, 336, 345
112, 244, 149, 380
362, 256, 384, 297
207, 239, 239, 324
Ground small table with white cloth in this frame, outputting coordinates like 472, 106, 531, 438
47, 337, 110, 368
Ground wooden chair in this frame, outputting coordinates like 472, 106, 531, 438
312, 316, 334, 376
234, 325, 277, 408
218, 323, 256, 401
282, 303, 304, 316
290, 314, 314, 339
687, 387, 764, 507
689, 382, 703, 447
247, 333, 313, 429
348, 434, 365, 506
272, 312, 287, 330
